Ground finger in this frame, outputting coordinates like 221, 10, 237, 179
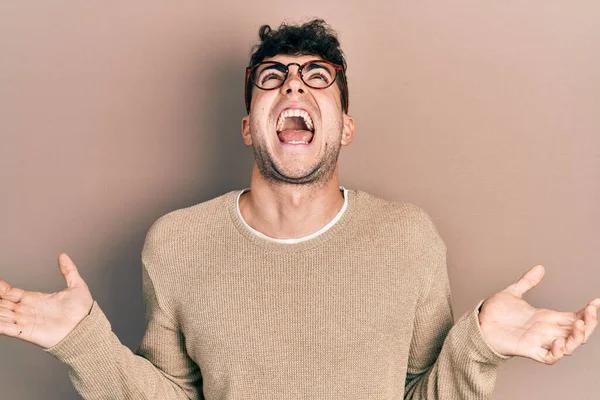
0, 308, 16, 323
0, 320, 23, 339
534, 324, 573, 351
58, 253, 86, 289
582, 303, 599, 344
575, 298, 600, 319
0, 279, 25, 303
564, 319, 585, 355
536, 309, 578, 326
555, 313, 579, 326
575, 298, 600, 342
0, 299, 17, 311
541, 337, 565, 365
504, 265, 546, 298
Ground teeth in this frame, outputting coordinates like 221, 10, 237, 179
276, 109, 314, 133
287, 140, 309, 144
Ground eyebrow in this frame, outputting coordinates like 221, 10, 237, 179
259, 63, 287, 74
304, 63, 328, 72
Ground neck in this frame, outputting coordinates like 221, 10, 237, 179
238, 163, 345, 239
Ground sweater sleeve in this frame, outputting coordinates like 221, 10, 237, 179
44, 263, 203, 400
404, 250, 511, 399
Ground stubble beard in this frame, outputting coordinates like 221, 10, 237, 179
251, 121, 342, 188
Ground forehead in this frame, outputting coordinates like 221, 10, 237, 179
262, 54, 322, 65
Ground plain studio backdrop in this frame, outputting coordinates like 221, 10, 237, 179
1, 2, 599, 399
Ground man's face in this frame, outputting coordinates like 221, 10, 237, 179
241, 54, 354, 187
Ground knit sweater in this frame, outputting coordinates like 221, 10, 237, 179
45, 188, 510, 399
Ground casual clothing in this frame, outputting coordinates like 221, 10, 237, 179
46, 188, 509, 399
235, 186, 348, 243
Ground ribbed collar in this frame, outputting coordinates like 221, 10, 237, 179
225, 188, 361, 253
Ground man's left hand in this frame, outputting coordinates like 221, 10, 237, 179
478, 264, 600, 364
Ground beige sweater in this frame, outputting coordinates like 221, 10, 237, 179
45, 189, 510, 399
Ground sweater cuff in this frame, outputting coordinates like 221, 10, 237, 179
44, 301, 113, 364
468, 299, 512, 364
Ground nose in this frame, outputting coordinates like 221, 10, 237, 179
280, 64, 305, 96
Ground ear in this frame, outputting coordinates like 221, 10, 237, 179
340, 113, 355, 146
241, 115, 253, 146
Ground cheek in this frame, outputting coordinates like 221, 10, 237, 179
316, 90, 343, 120
252, 97, 278, 127
323, 87, 343, 113
320, 116, 343, 142
249, 114, 272, 142
254, 89, 277, 111
320, 104, 344, 132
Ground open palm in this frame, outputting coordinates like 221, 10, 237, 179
0, 253, 93, 349
479, 265, 600, 364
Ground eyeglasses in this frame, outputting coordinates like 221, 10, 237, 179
245, 59, 349, 114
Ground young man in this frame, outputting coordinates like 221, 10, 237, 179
0, 19, 598, 399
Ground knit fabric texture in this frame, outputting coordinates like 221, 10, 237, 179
45, 189, 510, 399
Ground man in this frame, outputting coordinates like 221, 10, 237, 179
0, 19, 598, 399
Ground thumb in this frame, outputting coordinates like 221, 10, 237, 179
504, 264, 545, 298
58, 253, 87, 289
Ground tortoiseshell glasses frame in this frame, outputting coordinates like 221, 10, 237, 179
244, 59, 349, 114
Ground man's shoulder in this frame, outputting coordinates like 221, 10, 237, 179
143, 190, 235, 248
355, 189, 446, 255
356, 189, 438, 229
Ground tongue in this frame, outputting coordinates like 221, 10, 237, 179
277, 129, 314, 144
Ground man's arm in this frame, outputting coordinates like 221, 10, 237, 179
0, 250, 202, 399
477, 264, 599, 363
403, 216, 600, 399
404, 247, 510, 399
44, 262, 202, 399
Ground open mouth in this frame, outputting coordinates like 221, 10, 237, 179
275, 109, 315, 145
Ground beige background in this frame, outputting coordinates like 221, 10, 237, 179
1, 2, 599, 399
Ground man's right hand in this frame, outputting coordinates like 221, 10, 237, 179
0, 253, 93, 349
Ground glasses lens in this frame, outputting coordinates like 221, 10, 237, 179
301, 61, 337, 89
254, 63, 287, 89
252, 61, 338, 90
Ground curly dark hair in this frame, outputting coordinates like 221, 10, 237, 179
246, 19, 349, 114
